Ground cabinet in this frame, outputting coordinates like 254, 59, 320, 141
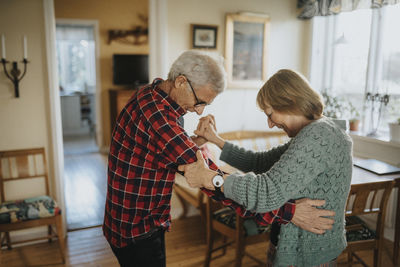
109, 89, 137, 133
61, 93, 95, 136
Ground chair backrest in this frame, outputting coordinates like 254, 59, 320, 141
220, 130, 288, 151
0, 148, 50, 203
345, 180, 394, 238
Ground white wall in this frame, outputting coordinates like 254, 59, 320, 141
0, 0, 64, 242
166, 0, 312, 134
0, 0, 55, 195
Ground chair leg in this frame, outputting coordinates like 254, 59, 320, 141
393, 189, 400, 266
222, 235, 228, 256
55, 215, 66, 263
374, 248, 379, 267
5, 232, 11, 250
204, 229, 213, 267
234, 237, 244, 267
175, 193, 188, 219
48, 225, 52, 243
347, 251, 352, 267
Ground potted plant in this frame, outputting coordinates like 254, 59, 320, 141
348, 103, 361, 131
321, 90, 349, 130
389, 118, 400, 142
321, 91, 346, 119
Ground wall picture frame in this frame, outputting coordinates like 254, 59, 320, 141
225, 13, 270, 88
191, 24, 218, 49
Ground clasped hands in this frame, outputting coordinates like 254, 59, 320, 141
178, 115, 336, 234
179, 115, 220, 190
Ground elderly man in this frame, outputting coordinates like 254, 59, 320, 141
103, 50, 334, 267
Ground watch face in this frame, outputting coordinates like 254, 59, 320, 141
213, 175, 224, 187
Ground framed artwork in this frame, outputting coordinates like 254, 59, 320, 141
191, 24, 218, 49
225, 13, 270, 88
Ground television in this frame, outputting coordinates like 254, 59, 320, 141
113, 54, 149, 87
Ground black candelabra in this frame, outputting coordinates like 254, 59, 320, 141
1, 58, 28, 98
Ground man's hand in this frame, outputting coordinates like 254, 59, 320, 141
191, 135, 208, 147
291, 198, 335, 234
178, 150, 216, 190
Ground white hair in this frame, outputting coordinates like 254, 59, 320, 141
168, 50, 227, 93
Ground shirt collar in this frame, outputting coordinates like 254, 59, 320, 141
151, 78, 186, 116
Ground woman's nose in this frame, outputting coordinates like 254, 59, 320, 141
268, 118, 275, 128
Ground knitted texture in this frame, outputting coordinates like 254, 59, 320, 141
222, 117, 353, 267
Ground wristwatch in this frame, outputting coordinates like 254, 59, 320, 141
212, 174, 224, 188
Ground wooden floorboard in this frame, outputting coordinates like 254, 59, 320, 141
63, 149, 107, 230
1, 216, 398, 267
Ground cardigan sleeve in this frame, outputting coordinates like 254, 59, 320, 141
220, 141, 290, 174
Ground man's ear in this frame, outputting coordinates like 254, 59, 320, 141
174, 75, 186, 89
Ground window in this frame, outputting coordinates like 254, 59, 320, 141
310, 4, 400, 136
56, 25, 96, 94
379, 4, 400, 130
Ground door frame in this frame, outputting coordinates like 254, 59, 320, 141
55, 18, 103, 148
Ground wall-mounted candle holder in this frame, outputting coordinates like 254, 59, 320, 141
1, 34, 29, 98
1, 58, 29, 98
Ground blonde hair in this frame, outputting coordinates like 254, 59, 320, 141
256, 69, 323, 120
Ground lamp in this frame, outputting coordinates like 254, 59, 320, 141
1, 34, 29, 98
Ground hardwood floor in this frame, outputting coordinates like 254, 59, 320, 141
63, 135, 107, 230
1, 216, 398, 267
64, 152, 107, 230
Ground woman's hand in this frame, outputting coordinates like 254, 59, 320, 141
195, 115, 225, 149
178, 150, 216, 190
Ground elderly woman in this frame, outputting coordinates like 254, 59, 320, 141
179, 69, 353, 267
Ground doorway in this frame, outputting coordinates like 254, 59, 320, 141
55, 20, 107, 230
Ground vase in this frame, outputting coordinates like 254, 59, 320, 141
349, 120, 360, 131
389, 123, 400, 142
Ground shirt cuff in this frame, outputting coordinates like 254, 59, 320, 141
278, 199, 296, 224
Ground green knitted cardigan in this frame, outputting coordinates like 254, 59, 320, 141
222, 117, 353, 267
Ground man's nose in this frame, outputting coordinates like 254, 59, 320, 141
195, 106, 205, 115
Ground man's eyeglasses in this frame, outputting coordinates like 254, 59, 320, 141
186, 78, 208, 108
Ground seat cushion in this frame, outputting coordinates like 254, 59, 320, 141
0, 195, 61, 224
213, 207, 270, 236
345, 216, 376, 242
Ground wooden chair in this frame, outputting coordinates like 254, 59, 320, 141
173, 130, 288, 220
344, 180, 394, 267
0, 148, 65, 263
203, 195, 270, 267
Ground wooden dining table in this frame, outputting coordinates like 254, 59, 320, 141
351, 165, 400, 265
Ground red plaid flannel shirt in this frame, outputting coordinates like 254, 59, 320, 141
103, 79, 295, 248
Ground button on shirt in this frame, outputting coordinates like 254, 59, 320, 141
103, 79, 295, 248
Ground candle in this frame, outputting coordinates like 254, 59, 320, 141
23, 35, 27, 59
1, 34, 5, 59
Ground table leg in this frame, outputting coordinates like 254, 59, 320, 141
394, 185, 400, 265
